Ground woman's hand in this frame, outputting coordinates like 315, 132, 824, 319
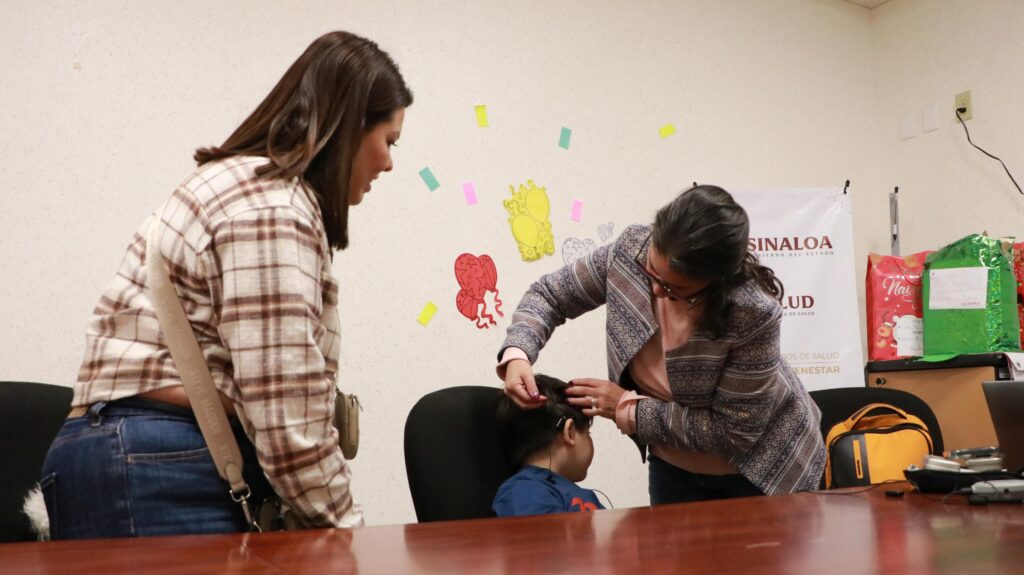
503, 359, 547, 409
565, 378, 625, 420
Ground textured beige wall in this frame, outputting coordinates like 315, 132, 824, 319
870, 0, 1024, 255
1, 0, 881, 525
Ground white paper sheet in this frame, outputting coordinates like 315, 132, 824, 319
899, 111, 918, 140
928, 267, 989, 310
894, 315, 924, 356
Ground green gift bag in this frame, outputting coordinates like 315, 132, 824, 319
923, 234, 1020, 356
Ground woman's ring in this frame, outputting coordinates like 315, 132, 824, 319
590, 396, 597, 409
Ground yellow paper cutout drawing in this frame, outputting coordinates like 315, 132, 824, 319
504, 180, 555, 262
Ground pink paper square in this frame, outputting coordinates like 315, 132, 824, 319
463, 182, 478, 205
571, 199, 583, 222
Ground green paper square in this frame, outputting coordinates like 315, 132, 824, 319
419, 167, 440, 191
559, 127, 571, 150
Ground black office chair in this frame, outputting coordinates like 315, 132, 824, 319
404, 386, 515, 522
0, 381, 73, 542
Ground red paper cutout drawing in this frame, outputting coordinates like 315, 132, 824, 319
454, 253, 504, 329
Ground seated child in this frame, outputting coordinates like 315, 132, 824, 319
493, 374, 605, 516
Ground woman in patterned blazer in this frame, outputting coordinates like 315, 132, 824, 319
498, 185, 825, 503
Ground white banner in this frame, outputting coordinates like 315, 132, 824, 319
731, 188, 863, 391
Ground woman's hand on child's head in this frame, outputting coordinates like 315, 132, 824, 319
503, 359, 546, 409
565, 379, 625, 420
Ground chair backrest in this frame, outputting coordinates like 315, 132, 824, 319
0, 381, 72, 542
404, 386, 515, 522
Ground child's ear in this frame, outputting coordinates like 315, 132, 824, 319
562, 418, 578, 447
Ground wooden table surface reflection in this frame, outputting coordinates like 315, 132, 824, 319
3, 483, 1023, 574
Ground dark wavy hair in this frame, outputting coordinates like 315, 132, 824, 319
194, 31, 413, 251
496, 375, 592, 468
651, 185, 784, 338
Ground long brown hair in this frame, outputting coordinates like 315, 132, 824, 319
652, 185, 784, 338
194, 31, 413, 250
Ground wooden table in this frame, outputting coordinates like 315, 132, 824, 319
3, 484, 1022, 574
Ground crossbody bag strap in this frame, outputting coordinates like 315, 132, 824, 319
145, 218, 259, 530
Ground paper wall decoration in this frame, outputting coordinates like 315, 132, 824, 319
454, 253, 504, 329
463, 182, 478, 205
570, 199, 583, 222
419, 167, 440, 191
562, 237, 597, 266
417, 302, 438, 326
559, 127, 572, 150
597, 222, 614, 242
504, 180, 555, 262
475, 105, 489, 127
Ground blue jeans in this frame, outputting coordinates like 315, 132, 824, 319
40, 397, 274, 539
648, 455, 763, 505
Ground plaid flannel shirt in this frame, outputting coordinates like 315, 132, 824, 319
74, 155, 362, 527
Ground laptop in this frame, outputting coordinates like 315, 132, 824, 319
982, 380, 1024, 475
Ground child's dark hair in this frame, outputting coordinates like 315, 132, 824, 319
496, 374, 592, 468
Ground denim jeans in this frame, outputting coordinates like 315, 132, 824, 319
648, 455, 763, 505
40, 397, 273, 539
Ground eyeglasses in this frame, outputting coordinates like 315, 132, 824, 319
635, 236, 711, 305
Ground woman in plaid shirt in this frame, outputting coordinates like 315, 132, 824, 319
41, 31, 412, 538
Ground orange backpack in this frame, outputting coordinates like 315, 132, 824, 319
824, 403, 933, 489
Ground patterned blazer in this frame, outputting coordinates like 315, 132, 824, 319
501, 224, 826, 494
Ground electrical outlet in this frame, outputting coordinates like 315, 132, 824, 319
955, 90, 973, 121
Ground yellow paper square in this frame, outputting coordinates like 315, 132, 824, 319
417, 302, 438, 326
475, 105, 489, 128
659, 123, 676, 138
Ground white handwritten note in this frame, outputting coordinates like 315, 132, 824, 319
894, 315, 924, 356
928, 268, 988, 310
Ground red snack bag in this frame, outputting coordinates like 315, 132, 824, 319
866, 251, 931, 361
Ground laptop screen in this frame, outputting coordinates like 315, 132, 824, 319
982, 380, 1024, 475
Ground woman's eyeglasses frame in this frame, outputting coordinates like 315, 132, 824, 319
634, 235, 711, 305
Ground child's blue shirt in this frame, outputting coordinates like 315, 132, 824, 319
492, 465, 605, 517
